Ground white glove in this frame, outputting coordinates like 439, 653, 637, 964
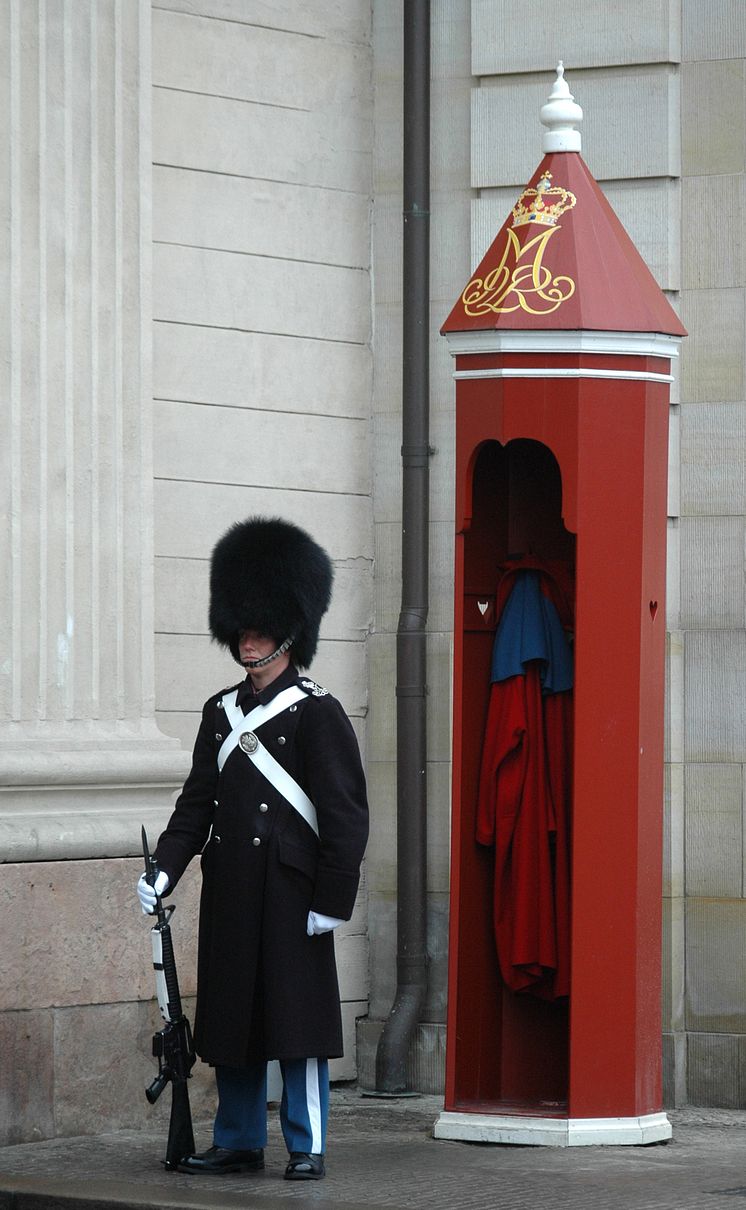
307, 910, 344, 937
137, 870, 170, 915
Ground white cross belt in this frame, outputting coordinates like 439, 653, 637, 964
216, 686, 319, 837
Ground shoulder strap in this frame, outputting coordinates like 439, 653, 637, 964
218, 685, 306, 771
215, 685, 319, 836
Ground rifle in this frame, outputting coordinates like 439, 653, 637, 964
142, 825, 196, 1170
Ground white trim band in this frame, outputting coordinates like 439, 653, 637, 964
433, 1110, 672, 1147
453, 367, 674, 383
444, 329, 682, 359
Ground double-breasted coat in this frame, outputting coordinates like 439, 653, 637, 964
154, 663, 369, 1068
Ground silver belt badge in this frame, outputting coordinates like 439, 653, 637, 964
239, 731, 259, 754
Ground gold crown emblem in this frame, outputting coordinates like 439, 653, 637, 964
511, 171, 576, 228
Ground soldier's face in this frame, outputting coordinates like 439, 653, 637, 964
237, 629, 277, 665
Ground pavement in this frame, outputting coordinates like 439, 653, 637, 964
2, 1089, 746, 1210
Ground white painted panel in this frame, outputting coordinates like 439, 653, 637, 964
682, 0, 746, 62
680, 516, 746, 629
155, 556, 372, 643
155, 633, 367, 717
685, 900, 746, 1033
472, 0, 680, 74
154, 324, 371, 419
431, 0, 472, 80
154, 478, 373, 562
152, 0, 372, 43
679, 289, 745, 404
682, 59, 746, 177
472, 67, 680, 188
472, 178, 681, 291
682, 176, 746, 290
684, 630, 746, 762
685, 764, 743, 897
153, 9, 371, 111
154, 167, 369, 269
680, 403, 746, 517
153, 88, 370, 194
153, 401, 370, 496
153, 245, 370, 345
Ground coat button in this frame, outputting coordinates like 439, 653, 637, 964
252, 837, 261, 846
259, 803, 268, 813
289, 704, 297, 713
214, 799, 219, 807
215, 733, 223, 741
277, 735, 286, 745
214, 834, 221, 844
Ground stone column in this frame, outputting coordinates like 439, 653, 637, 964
0, 0, 188, 862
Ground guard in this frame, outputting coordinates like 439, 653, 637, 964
136, 516, 369, 1180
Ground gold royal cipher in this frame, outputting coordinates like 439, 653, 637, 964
461, 172, 577, 318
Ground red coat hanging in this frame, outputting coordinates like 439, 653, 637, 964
476, 558, 573, 1000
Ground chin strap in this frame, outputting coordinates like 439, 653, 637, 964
241, 635, 294, 670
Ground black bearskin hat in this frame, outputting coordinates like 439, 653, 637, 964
209, 516, 333, 670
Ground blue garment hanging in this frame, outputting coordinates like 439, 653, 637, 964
490, 571, 573, 694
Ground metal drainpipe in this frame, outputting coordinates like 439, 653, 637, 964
375, 0, 431, 1095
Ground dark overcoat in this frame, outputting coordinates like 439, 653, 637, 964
154, 663, 369, 1068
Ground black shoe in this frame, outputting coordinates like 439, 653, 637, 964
284, 1151, 325, 1181
177, 1145, 264, 1174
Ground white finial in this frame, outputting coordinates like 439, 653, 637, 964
540, 61, 582, 153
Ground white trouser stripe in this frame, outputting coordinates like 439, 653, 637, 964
305, 1058, 322, 1155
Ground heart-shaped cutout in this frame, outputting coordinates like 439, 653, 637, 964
649, 600, 658, 621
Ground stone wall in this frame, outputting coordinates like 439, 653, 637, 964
670, 4, 746, 1106
0, 0, 374, 1145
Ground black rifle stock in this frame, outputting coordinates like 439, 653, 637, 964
142, 826, 196, 1170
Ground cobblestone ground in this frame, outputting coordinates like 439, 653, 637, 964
2, 1092, 746, 1210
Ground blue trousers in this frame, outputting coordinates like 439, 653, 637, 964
213, 1059, 329, 1154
